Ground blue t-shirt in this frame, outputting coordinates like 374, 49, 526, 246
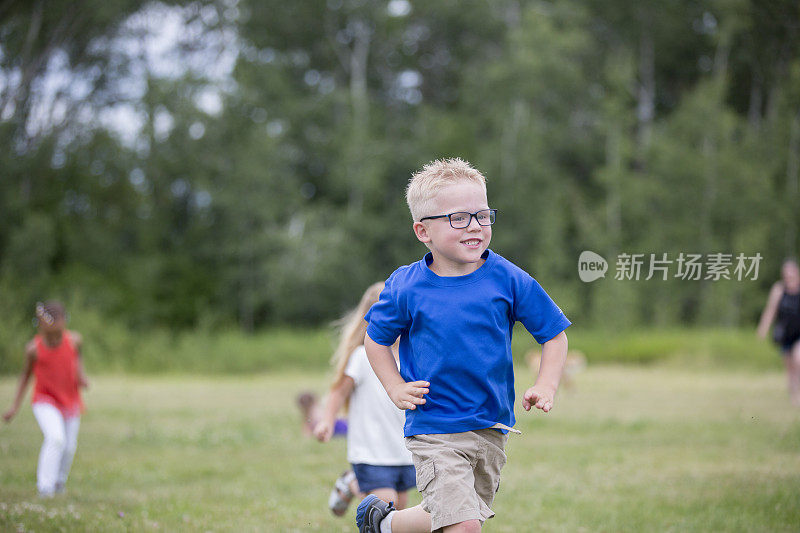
365, 249, 571, 437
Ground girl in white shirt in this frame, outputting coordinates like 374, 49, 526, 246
314, 282, 415, 512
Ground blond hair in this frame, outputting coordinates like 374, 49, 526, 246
330, 282, 385, 397
405, 157, 487, 221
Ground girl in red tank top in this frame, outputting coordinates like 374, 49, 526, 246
32, 330, 85, 417
3, 301, 89, 496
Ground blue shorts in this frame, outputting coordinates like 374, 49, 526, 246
351, 463, 416, 494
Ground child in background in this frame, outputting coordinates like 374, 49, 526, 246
3, 301, 89, 497
314, 282, 416, 516
297, 390, 347, 439
297, 390, 351, 516
357, 158, 570, 533
757, 257, 800, 405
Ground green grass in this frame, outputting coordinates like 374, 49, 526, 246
2, 366, 799, 531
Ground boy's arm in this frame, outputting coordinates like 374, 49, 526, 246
313, 376, 354, 442
3, 341, 37, 423
523, 331, 568, 413
364, 333, 428, 410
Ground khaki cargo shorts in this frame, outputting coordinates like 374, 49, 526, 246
405, 428, 509, 530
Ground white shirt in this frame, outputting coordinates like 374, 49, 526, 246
344, 346, 413, 465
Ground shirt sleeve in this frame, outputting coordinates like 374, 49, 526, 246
364, 272, 410, 346
344, 346, 365, 386
513, 274, 571, 344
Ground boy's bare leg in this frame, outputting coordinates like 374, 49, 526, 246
388, 508, 482, 533
442, 520, 481, 532
383, 504, 431, 532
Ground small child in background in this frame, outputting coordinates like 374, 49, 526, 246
314, 282, 415, 517
3, 301, 89, 498
526, 348, 587, 390
757, 257, 800, 405
297, 391, 347, 439
296, 390, 352, 516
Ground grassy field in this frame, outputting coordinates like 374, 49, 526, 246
2, 365, 800, 532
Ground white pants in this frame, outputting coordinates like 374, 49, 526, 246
32, 402, 80, 494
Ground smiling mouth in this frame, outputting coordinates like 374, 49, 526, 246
462, 239, 482, 247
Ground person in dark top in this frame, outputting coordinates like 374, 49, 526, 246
758, 258, 800, 406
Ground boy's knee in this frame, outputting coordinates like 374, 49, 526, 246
443, 520, 482, 533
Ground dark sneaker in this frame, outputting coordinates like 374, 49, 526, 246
355, 494, 395, 533
329, 470, 357, 516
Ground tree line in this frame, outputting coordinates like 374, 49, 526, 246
1, 0, 798, 339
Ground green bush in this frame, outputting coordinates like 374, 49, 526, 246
562, 327, 780, 370
76, 326, 335, 375
1, 304, 783, 375
1, 300, 336, 375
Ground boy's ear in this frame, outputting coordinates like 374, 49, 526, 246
413, 221, 431, 244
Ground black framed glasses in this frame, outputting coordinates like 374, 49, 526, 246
419, 209, 497, 229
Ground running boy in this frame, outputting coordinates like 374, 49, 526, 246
356, 158, 570, 533
3, 301, 88, 497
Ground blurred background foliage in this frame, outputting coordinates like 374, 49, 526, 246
1, 0, 799, 371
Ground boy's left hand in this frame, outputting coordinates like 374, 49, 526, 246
522, 385, 555, 413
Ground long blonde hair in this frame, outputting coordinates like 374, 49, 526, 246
330, 281, 385, 391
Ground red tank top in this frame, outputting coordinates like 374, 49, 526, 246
32, 331, 84, 417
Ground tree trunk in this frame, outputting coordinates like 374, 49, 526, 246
747, 73, 762, 131
605, 122, 623, 248
635, 29, 654, 162
500, 99, 526, 187
347, 19, 371, 215
786, 111, 800, 253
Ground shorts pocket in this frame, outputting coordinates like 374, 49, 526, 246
415, 459, 435, 492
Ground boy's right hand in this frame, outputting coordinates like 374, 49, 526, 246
387, 381, 429, 410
